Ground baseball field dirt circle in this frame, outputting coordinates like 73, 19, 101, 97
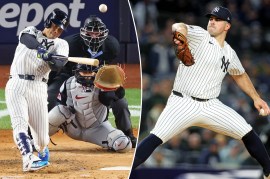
0, 129, 137, 179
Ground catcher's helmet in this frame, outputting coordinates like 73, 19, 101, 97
80, 15, 109, 56
74, 64, 99, 87
44, 9, 69, 30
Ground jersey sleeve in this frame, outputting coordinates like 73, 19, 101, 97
228, 49, 245, 75
19, 26, 38, 40
186, 25, 207, 50
54, 39, 69, 57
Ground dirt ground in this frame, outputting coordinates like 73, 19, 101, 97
0, 64, 141, 179
0, 129, 137, 179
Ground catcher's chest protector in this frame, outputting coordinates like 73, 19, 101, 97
65, 77, 107, 128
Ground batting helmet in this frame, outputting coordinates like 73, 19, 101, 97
44, 9, 69, 30
80, 15, 109, 56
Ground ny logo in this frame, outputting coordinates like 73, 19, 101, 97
40, 39, 54, 50
213, 7, 220, 12
221, 56, 230, 72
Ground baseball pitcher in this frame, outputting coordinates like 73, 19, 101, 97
5, 9, 69, 172
132, 6, 270, 179
49, 64, 132, 152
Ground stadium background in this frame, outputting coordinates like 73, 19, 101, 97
130, 0, 270, 179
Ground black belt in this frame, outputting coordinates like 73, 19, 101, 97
9, 74, 47, 83
172, 90, 209, 102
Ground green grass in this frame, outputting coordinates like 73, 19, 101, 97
0, 116, 11, 129
0, 88, 141, 129
125, 88, 141, 105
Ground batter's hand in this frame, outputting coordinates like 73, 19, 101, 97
253, 97, 270, 116
37, 46, 53, 61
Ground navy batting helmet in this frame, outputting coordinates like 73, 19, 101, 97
44, 9, 69, 30
80, 15, 109, 56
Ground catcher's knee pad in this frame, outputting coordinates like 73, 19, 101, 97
107, 130, 132, 153
48, 105, 75, 136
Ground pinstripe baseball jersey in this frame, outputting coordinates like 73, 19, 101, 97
150, 23, 252, 144
5, 25, 69, 153
173, 25, 245, 99
10, 26, 69, 79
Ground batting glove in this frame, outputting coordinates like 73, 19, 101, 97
37, 46, 53, 61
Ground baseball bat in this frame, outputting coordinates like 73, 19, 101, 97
52, 55, 99, 66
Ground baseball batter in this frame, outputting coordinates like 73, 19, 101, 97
5, 9, 69, 172
48, 64, 132, 152
47, 15, 137, 147
132, 6, 270, 179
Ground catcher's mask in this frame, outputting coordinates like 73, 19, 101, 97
80, 15, 109, 56
44, 9, 69, 30
74, 64, 99, 88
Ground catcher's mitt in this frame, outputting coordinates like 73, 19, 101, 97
94, 65, 126, 91
173, 31, 195, 66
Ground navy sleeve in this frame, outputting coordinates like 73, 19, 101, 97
20, 33, 43, 49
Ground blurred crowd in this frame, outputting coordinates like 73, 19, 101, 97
130, 0, 270, 169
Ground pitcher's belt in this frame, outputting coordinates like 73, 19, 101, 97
172, 90, 209, 102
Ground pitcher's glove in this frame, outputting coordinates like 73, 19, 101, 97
173, 31, 194, 66
94, 65, 126, 91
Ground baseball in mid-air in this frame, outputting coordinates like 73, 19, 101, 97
99, 4, 107, 13
259, 108, 268, 116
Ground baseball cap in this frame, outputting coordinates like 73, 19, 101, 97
206, 6, 232, 23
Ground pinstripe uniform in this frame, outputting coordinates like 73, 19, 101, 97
151, 25, 252, 143
5, 26, 68, 151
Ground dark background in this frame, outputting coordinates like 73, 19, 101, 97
0, 0, 140, 64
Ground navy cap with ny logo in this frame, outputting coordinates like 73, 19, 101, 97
206, 6, 232, 23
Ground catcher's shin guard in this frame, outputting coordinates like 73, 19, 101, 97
107, 130, 132, 152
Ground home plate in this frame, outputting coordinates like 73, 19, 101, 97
100, 166, 131, 170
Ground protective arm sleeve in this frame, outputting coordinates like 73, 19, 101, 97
20, 33, 43, 49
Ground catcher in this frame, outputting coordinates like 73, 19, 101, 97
47, 15, 137, 147
48, 64, 132, 152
